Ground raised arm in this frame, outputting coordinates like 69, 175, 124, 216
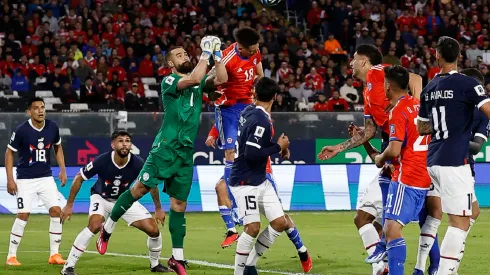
177, 36, 217, 90
409, 73, 423, 99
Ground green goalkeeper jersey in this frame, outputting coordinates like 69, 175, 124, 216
152, 73, 207, 153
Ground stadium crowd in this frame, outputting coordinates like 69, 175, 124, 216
0, 0, 490, 112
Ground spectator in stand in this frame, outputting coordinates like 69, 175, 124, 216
125, 82, 143, 111
324, 34, 347, 55
47, 65, 68, 96
467, 41, 483, 67
29, 55, 47, 79
324, 77, 339, 97
0, 70, 12, 92
75, 59, 95, 85
312, 94, 329, 112
339, 78, 359, 104
70, 43, 83, 61
65, 67, 81, 90
96, 56, 109, 78
272, 93, 293, 112
383, 48, 401, 65
60, 82, 79, 104
277, 62, 293, 84
356, 28, 375, 46
80, 76, 101, 104
107, 57, 127, 81
401, 48, 416, 68
305, 67, 324, 94
138, 53, 155, 77
327, 90, 348, 111
11, 69, 29, 94
289, 80, 314, 104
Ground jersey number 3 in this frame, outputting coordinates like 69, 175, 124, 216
413, 118, 429, 152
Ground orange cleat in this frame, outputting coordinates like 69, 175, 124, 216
299, 251, 312, 273
6, 256, 21, 266
221, 231, 239, 248
48, 253, 66, 265
381, 267, 389, 275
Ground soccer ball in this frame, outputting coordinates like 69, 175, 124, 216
260, 0, 282, 6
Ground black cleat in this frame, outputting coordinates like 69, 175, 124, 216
60, 266, 77, 275
244, 265, 259, 275
151, 263, 174, 273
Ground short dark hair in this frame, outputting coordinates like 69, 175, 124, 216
165, 46, 184, 64
384, 65, 409, 90
355, 44, 383, 65
111, 130, 131, 141
436, 36, 460, 63
28, 97, 44, 109
233, 27, 260, 48
255, 77, 279, 102
461, 68, 484, 84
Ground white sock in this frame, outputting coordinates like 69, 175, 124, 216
8, 218, 27, 258
172, 248, 184, 261
103, 218, 116, 234
49, 217, 63, 256
246, 225, 282, 266
415, 215, 441, 271
234, 232, 255, 275
439, 226, 467, 275
64, 227, 94, 269
454, 218, 476, 272
359, 223, 380, 255
148, 233, 162, 268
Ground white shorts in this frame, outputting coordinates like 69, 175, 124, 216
89, 194, 152, 225
16, 176, 60, 213
357, 174, 383, 225
230, 179, 285, 225
427, 165, 474, 216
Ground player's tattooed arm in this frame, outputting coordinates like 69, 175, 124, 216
348, 123, 379, 161
339, 117, 377, 151
417, 120, 433, 135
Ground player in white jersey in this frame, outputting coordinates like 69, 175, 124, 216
5, 97, 67, 266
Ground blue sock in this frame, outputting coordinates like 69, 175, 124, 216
224, 160, 233, 185
219, 206, 235, 230
387, 238, 407, 275
419, 207, 440, 268
286, 227, 306, 252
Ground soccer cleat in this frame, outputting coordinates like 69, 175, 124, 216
413, 269, 424, 275
96, 225, 111, 255
380, 267, 389, 275
244, 265, 259, 275
365, 243, 387, 264
60, 266, 77, 275
221, 230, 239, 248
428, 265, 439, 275
48, 254, 66, 265
151, 263, 174, 273
168, 256, 188, 275
298, 251, 312, 273
6, 256, 21, 266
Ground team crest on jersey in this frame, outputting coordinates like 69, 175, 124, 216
142, 172, 149, 181
37, 142, 44, 149
390, 124, 395, 135
113, 179, 121, 186
367, 82, 372, 91
227, 138, 233, 144
253, 58, 257, 65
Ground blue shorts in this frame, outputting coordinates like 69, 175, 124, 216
215, 103, 250, 150
385, 181, 428, 226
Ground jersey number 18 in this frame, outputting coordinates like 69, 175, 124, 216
35, 150, 46, 162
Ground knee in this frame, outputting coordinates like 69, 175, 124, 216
245, 223, 260, 238
215, 180, 226, 193
131, 181, 150, 199
145, 222, 160, 238
270, 216, 289, 232
284, 214, 294, 229
225, 150, 235, 161
16, 213, 30, 221
354, 210, 374, 229
49, 206, 61, 217
170, 199, 187, 212
87, 219, 103, 234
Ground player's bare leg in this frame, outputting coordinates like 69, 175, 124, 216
284, 214, 312, 273
454, 200, 480, 274
132, 218, 173, 272
97, 181, 149, 254
415, 196, 442, 275
354, 210, 386, 275
48, 206, 65, 265
167, 197, 188, 275
6, 212, 29, 266
216, 178, 239, 248
62, 214, 103, 275
242, 216, 288, 275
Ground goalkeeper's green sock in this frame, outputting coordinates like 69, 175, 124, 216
169, 209, 186, 260
104, 190, 137, 234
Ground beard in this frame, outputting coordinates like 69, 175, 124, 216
176, 61, 194, 74
116, 148, 130, 158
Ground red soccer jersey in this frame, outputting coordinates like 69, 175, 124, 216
363, 64, 391, 135
218, 43, 261, 105
388, 96, 430, 188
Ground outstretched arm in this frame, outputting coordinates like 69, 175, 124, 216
409, 73, 423, 99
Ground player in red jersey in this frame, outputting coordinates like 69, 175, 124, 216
317, 44, 423, 275
372, 66, 431, 275
206, 27, 265, 248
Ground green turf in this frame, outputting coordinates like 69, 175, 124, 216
1, 211, 489, 274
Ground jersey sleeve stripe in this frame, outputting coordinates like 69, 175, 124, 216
223, 51, 236, 65
55, 137, 62, 145
389, 137, 403, 142
245, 141, 261, 149
417, 115, 429, 122
79, 167, 88, 181
477, 98, 490, 109
475, 133, 488, 142
364, 115, 372, 118
7, 144, 18, 152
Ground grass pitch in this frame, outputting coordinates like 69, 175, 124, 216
1, 211, 489, 274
